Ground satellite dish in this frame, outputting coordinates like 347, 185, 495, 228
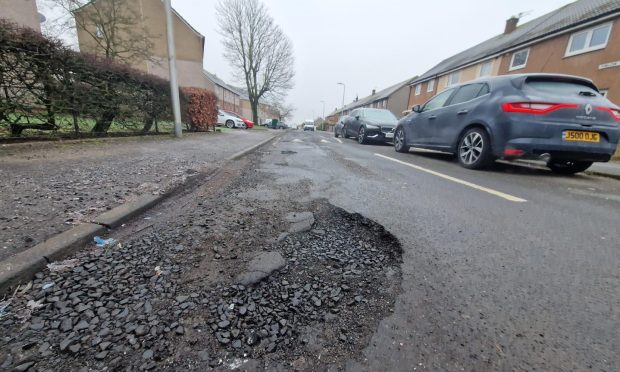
39, 12, 46, 23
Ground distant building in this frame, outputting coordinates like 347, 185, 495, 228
74, 0, 209, 89
326, 76, 417, 125
0, 0, 42, 32
408, 0, 620, 108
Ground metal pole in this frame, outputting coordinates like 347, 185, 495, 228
164, 0, 182, 138
320, 100, 325, 119
337, 82, 346, 114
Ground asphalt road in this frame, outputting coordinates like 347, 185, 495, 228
262, 130, 620, 371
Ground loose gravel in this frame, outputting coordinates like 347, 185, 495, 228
0, 146, 403, 371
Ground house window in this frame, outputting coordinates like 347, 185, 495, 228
566, 23, 613, 57
427, 79, 435, 92
95, 24, 104, 38
478, 61, 492, 77
509, 49, 529, 71
599, 89, 608, 97
414, 84, 421, 96
447, 71, 460, 86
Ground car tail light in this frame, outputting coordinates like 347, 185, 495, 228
596, 106, 620, 122
502, 102, 578, 114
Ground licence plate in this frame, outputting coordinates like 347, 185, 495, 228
562, 131, 600, 142
385, 132, 394, 139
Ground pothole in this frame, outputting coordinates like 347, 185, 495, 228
280, 150, 297, 155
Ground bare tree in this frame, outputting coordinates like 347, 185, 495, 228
42, 0, 156, 64
216, 0, 295, 125
273, 101, 295, 122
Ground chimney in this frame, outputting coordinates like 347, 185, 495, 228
372, 89, 376, 95
355, 95, 358, 102
504, 16, 519, 34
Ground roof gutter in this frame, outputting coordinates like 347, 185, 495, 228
409, 10, 620, 86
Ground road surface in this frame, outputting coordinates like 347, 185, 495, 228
264, 130, 619, 371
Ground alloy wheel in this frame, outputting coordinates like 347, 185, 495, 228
459, 132, 484, 165
395, 129, 405, 151
358, 127, 366, 144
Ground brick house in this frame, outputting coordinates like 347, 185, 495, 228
74, 0, 210, 90
0, 0, 41, 31
326, 76, 417, 125
408, 0, 620, 109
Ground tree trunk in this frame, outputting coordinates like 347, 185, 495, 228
251, 99, 259, 127
142, 116, 154, 133
92, 111, 115, 134
72, 112, 80, 136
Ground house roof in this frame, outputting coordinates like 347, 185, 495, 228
203, 70, 251, 100
328, 75, 417, 116
411, 0, 620, 85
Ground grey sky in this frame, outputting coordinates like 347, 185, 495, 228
39, 0, 577, 123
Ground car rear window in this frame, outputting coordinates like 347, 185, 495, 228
525, 79, 600, 97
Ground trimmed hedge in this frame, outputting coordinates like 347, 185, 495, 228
181, 87, 218, 131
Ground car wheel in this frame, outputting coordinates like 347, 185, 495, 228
457, 128, 494, 169
225, 120, 234, 129
394, 127, 410, 153
547, 160, 593, 174
358, 126, 367, 144
342, 127, 348, 139
334, 129, 339, 138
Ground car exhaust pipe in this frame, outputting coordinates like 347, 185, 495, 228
539, 153, 551, 163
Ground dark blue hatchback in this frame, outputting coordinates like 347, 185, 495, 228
394, 74, 620, 174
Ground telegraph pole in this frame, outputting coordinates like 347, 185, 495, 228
164, 0, 182, 138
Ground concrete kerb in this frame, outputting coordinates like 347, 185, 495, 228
227, 134, 278, 161
0, 134, 280, 295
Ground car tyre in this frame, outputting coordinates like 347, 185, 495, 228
342, 126, 348, 139
457, 128, 494, 169
334, 129, 340, 138
547, 160, 593, 174
358, 126, 368, 145
394, 127, 410, 153
225, 120, 234, 129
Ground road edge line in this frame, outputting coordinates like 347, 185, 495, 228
375, 153, 527, 203
227, 134, 278, 160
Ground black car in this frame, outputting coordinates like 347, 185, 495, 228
394, 74, 620, 174
334, 115, 349, 138
342, 108, 397, 144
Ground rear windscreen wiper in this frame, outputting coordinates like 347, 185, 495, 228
579, 91, 597, 97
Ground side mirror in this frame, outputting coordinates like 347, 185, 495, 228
412, 105, 422, 113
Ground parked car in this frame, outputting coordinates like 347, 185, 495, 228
394, 74, 620, 174
342, 108, 397, 144
217, 110, 246, 129
334, 115, 349, 138
303, 120, 316, 131
224, 111, 254, 128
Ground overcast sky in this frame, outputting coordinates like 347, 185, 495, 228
40, 0, 577, 123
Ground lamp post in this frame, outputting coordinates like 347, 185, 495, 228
164, 0, 182, 138
320, 100, 325, 119
337, 82, 346, 114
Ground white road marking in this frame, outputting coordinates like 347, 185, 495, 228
375, 153, 527, 203
320, 139, 330, 143
292, 139, 303, 143
335, 138, 343, 144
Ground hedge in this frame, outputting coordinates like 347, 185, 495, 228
0, 20, 217, 138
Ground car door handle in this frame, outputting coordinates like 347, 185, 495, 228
457, 110, 468, 115
428, 115, 437, 120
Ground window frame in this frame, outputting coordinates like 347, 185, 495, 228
447, 71, 460, 87
427, 79, 435, 92
414, 84, 421, 96
509, 48, 530, 71
446, 83, 490, 106
478, 60, 493, 77
565, 22, 613, 57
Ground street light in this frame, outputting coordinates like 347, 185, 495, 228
164, 0, 182, 138
320, 100, 325, 119
337, 82, 346, 113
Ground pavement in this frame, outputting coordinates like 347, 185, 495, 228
0, 130, 272, 261
589, 160, 620, 178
